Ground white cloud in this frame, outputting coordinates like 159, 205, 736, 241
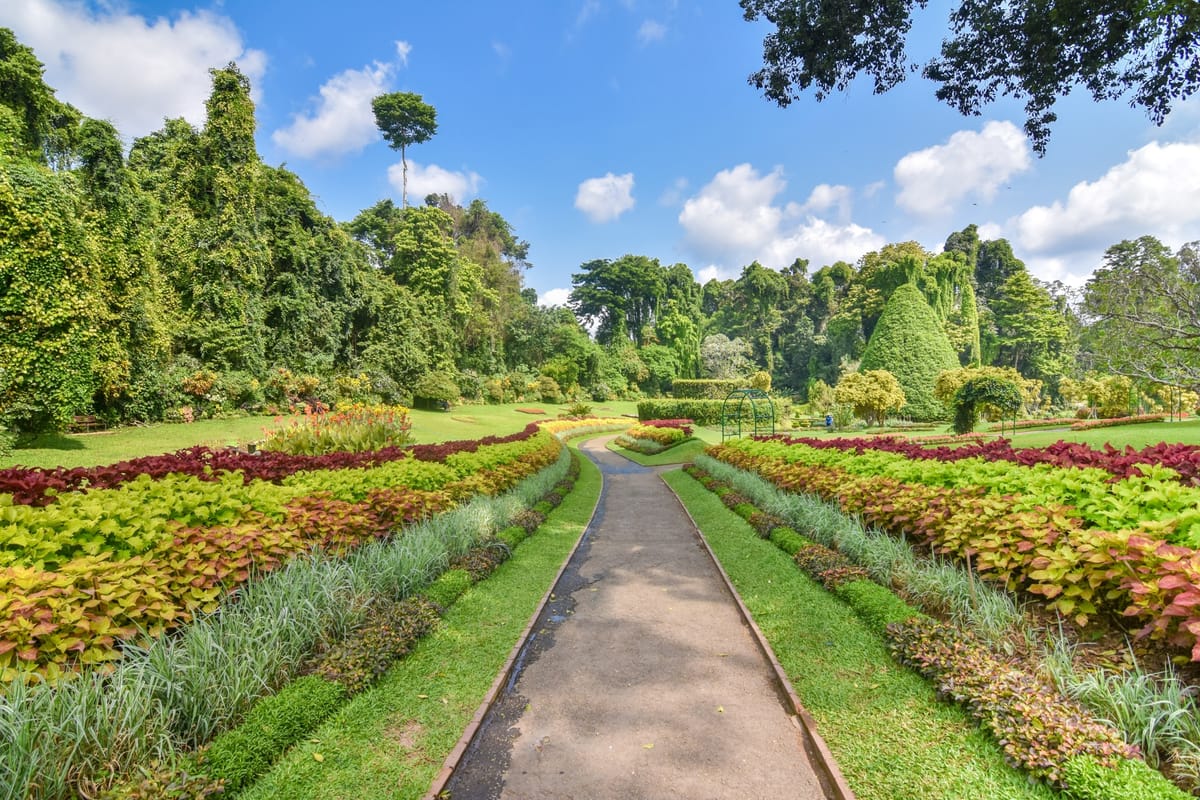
395, 40, 412, 66
388, 161, 484, 204
638, 20, 667, 44
1014, 141, 1200, 255
0, 0, 267, 138
976, 222, 1004, 241
272, 62, 393, 159
575, 172, 636, 222
678, 164, 885, 270
797, 183, 852, 222
894, 121, 1031, 217
696, 265, 722, 284
539, 288, 572, 307
862, 180, 886, 199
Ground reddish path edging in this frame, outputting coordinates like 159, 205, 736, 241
423, 449, 603, 800
663, 470, 857, 800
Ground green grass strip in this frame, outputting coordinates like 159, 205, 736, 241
240, 448, 601, 800
607, 437, 707, 466
662, 468, 1063, 800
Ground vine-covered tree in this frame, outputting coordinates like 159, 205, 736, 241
740, 0, 1200, 153
834, 369, 905, 426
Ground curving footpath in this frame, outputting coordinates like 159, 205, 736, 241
433, 437, 846, 799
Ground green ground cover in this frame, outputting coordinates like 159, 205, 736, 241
0, 402, 640, 469
239, 449, 601, 800
608, 437, 709, 466
1008, 419, 1200, 449
663, 468, 1062, 800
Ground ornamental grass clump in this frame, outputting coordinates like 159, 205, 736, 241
260, 403, 412, 455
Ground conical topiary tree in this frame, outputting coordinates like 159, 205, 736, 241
860, 282, 960, 420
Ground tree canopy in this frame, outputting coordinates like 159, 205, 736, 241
372, 92, 437, 206
740, 0, 1200, 153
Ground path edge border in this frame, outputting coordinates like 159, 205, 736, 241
663, 469, 858, 800
423, 443, 604, 800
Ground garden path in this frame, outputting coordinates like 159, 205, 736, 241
438, 437, 834, 799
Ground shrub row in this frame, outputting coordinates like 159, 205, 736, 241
612, 435, 667, 455
709, 440, 1200, 661
1070, 414, 1167, 431
0, 434, 564, 680
189, 456, 582, 797
670, 379, 745, 399
685, 465, 1187, 800
728, 437, 1200, 543
0, 423, 550, 507
762, 432, 1200, 486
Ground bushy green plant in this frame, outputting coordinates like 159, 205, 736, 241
201, 675, 346, 793
834, 579, 919, 633
497, 525, 528, 549
100, 763, 225, 800
860, 283, 960, 421
1061, 754, 1192, 800
421, 568, 473, 609
449, 544, 510, 582
767, 525, 807, 555
309, 597, 440, 694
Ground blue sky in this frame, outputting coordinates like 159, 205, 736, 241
3, 0, 1198, 305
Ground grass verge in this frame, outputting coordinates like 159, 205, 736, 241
662, 468, 1063, 800
239, 448, 601, 800
607, 437, 707, 466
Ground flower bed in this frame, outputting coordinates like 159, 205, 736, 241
709, 437, 1200, 661
0, 428, 563, 681
1070, 413, 1167, 431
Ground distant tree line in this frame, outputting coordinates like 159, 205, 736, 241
0, 27, 1193, 434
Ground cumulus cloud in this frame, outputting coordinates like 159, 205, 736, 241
272, 62, 393, 159
797, 183, 853, 222
894, 121, 1031, 217
575, 172, 636, 222
1014, 141, 1200, 255
388, 161, 484, 204
678, 164, 884, 272
638, 20, 667, 43
0, 0, 266, 138
659, 177, 689, 206
539, 288, 572, 307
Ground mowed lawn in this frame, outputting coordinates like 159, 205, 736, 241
0, 401, 640, 469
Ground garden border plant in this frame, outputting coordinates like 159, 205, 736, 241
0, 419, 626, 800
680, 461, 1190, 799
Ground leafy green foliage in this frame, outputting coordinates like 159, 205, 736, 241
888, 617, 1135, 784
1060, 754, 1193, 800
741, 1, 1200, 154
860, 283, 960, 420
420, 568, 472, 610
952, 375, 1022, 434
308, 597, 440, 695
834, 369, 905, 425
201, 675, 346, 793
670, 379, 745, 399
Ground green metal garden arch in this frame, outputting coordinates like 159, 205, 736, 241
721, 388, 776, 441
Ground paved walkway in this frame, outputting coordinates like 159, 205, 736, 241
442, 438, 830, 799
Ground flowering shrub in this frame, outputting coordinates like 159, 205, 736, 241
261, 404, 412, 455
1070, 414, 1167, 431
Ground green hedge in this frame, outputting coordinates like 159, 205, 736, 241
203, 676, 346, 793
421, 568, 473, 609
1061, 755, 1192, 800
671, 379, 745, 399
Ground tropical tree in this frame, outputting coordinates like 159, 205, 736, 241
834, 369, 905, 426
1083, 236, 1200, 391
740, 0, 1200, 153
372, 92, 437, 206
700, 334, 752, 380
569, 255, 666, 346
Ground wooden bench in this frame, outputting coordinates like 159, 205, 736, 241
69, 414, 104, 433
